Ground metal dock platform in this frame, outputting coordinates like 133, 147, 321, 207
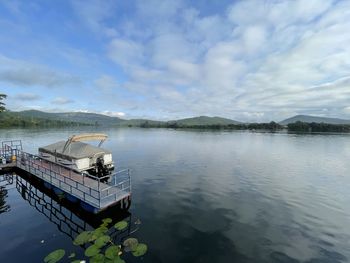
0, 140, 131, 213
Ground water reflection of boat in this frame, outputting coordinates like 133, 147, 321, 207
14, 173, 136, 243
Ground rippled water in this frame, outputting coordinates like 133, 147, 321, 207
1, 128, 350, 262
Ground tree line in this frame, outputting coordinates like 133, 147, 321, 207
287, 121, 350, 133
0, 112, 92, 128
138, 121, 284, 130
138, 120, 350, 133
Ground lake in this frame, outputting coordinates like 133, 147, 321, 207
1, 128, 350, 263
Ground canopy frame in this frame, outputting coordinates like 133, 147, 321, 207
62, 133, 108, 154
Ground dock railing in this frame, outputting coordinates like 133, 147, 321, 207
1, 140, 22, 162
2, 140, 131, 210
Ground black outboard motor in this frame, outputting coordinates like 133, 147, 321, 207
96, 157, 109, 181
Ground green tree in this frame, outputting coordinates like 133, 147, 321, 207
0, 94, 7, 112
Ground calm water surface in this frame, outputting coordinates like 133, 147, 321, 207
1, 128, 350, 263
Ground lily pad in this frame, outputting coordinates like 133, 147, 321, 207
73, 231, 92, 245
68, 252, 75, 259
90, 226, 108, 241
95, 226, 109, 234
105, 245, 121, 259
123, 238, 138, 252
90, 253, 106, 263
95, 235, 111, 248
114, 221, 128, 231
105, 256, 125, 263
85, 244, 101, 257
44, 249, 65, 263
102, 218, 112, 224
132, 243, 148, 257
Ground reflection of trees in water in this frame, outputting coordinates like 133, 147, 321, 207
0, 173, 13, 214
0, 186, 10, 214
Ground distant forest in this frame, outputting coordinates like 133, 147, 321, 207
137, 121, 283, 131
0, 111, 91, 128
133, 120, 350, 133
287, 121, 350, 133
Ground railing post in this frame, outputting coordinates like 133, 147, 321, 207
128, 169, 131, 192
99, 189, 101, 208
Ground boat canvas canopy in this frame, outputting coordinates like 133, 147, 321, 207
39, 141, 111, 160
69, 133, 108, 143
63, 133, 108, 152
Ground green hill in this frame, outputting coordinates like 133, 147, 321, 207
16, 110, 123, 126
280, 115, 350, 125
0, 111, 90, 128
1, 110, 241, 128
170, 116, 241, 126
120, 116, 241, 128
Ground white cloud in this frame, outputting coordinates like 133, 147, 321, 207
101, 111, 125, 117
73, 109, 125, 118
12, 93, 41, 101
70, 0, 117, 35
0, 54, 80, 88
94, 75, 118, 92
51, 97, 74, 105
108, 39, 144, 67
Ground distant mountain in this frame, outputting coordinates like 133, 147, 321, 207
16, 110, 123, 126
280, 115, 350, 125
4, 111, 242, 128
5, 110, 350, 129
169, 116, 241, 126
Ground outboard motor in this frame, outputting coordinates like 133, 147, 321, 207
96, 157, 109, 180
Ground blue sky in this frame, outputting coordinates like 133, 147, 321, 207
0, 0, 349, 121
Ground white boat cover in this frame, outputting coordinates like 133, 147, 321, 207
39, 141, 111, 160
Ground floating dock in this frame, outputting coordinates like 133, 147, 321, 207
0, 140, 131, 214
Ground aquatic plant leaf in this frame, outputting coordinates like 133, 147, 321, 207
114, 221, 128, 230
68, 252, 75, 258
102, 218, 112, 224
73, 231, 92, 245
123, 238, 138, 252
105, 256, 125, 263
90, 253, 106, 263
85, 244, 101, 257
44, 249, 65, 263
105, 245, 121, 259
90, 226, 108, 241
71, 260, 82, 263
132, 243, 148, 257
95, 226, 109, 234
95, 235, 111, 248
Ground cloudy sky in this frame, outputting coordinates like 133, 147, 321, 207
0, 0, 349, 122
